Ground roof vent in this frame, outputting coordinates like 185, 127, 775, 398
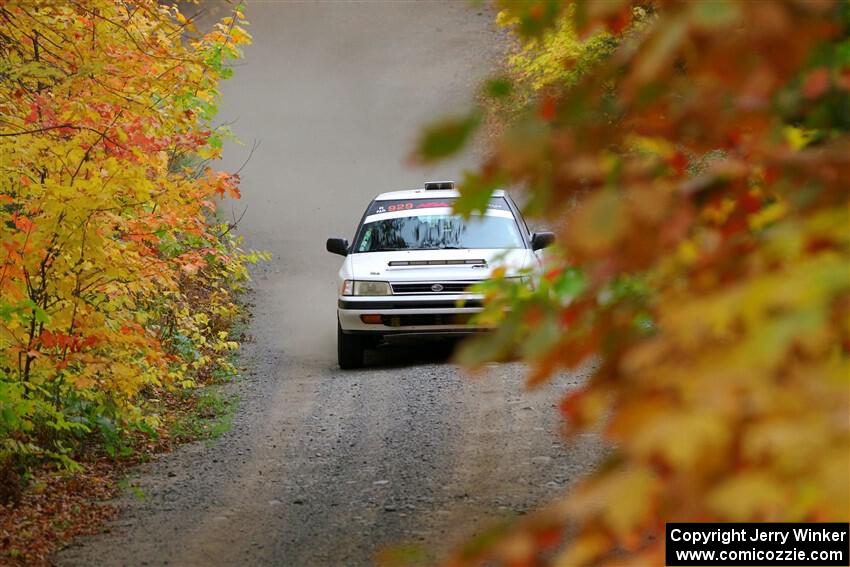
424, 180, 455, 190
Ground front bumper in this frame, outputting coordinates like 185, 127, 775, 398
338, 295, 486, 334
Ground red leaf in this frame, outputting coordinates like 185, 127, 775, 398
535, 525, 563, 550
539, 95, 557, 121
739, 191, 762, 214
39, 330, 55, 348
543, 265, 564, 282
668, 151, 688, 176
604, 8, 632, 35
13, 214, 35, 233
802, 67, 830, 99
559, 303, 584, 328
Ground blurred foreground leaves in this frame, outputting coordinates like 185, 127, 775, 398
416, 1, 850, 565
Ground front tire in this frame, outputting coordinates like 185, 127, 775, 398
337, 322, 364, 369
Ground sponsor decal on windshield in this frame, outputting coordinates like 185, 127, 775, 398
368, 197, 509, 216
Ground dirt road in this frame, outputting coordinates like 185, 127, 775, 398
58, 3, 604, 565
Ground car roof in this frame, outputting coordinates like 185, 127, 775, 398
374, 188, 506, 201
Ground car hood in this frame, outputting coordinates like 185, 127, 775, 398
347, 248, 535, 282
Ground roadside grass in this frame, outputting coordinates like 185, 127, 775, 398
167, 298, 248, 447
177, 312, 247, 447
169, 387, 239, 448
116, 478, 147, 501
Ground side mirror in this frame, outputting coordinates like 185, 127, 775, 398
531, 231, 555, 251
326, 237, 349, 256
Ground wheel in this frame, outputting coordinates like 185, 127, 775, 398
337, 322, 364, 369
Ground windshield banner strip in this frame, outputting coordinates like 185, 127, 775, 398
364, 208, 515, 224
368, 197, 510, 215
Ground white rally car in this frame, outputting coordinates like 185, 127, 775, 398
326, 181, 554, 368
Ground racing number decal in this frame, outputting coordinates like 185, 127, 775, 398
367, 197, 510, 215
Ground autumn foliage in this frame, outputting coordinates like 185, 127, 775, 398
0, 1, 258, 484
416, 1, 850, 565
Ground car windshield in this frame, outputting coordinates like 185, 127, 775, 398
355, 213, 523, 252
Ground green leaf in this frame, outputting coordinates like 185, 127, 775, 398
415, 110, 481, 163
520, 310, 560, 358
554, 267, 587, 299
508, 1, 563, 39
484, 77, 513, 99
32, 305, 49, 324
688, 0, 742, 29
455, 315, 520, 366
454, 170, 506, 217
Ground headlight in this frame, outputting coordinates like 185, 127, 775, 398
342, 280, 392, 296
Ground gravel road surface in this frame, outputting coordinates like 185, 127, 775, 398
57, 3, 604, 565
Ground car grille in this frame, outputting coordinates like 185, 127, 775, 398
391, 281, 481, 294
388, 259, 487, 267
